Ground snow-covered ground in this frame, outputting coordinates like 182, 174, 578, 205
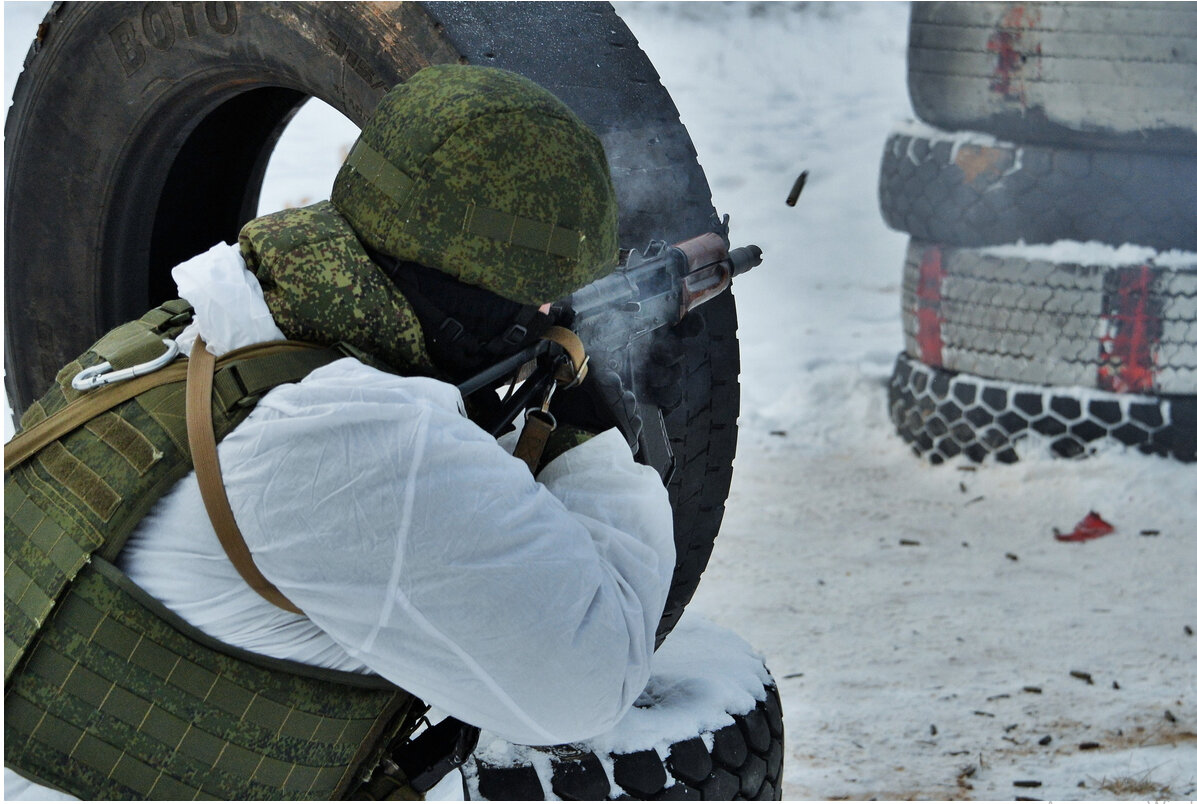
613, 3, 1196, 800
5, 2, 1195, 800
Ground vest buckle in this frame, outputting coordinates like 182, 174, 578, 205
437, 317, 466, 344
501, 323, 528, 346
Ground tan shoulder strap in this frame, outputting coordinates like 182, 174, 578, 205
186, 337, 304, 615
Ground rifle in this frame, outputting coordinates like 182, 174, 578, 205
458, 216, 763, 480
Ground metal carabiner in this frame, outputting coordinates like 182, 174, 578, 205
71, 338, 181, 391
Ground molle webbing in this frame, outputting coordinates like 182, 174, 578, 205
16, 300, 196, 433
5, 559, 416, 800
5, 334, 344, 677
6, 301, 202, 680
5, 301, 420, 799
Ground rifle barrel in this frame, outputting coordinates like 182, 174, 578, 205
729, 245, 763, 277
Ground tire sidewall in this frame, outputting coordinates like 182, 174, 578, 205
878, 130, 1197, 251
907, 2, 1197, 153
5, 3, 451, 410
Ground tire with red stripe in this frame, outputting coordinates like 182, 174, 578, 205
901, 240, 1197, 393
878, 128, 1197, 251
888, 352, 1197, 464
907, 2, 1197, 155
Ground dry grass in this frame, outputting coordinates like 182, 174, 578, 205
1096, 769, 1172, 798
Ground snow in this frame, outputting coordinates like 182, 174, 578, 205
463, 615, 775, 800
893, 117, 1019, 149
5, 1, 1196, 800
977, 240, 1197, 271
611, 3, 1196, 800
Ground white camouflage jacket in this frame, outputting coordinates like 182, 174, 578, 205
5, 244, 675, 800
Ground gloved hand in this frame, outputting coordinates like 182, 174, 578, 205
634, 312, 703, 414
551, 313, 704, 449
635, 335, 685, 414
590, 365, 644, 448
551, 362, 643, 450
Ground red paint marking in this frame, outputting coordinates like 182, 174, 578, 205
1055, 511, 1115, 543
915, 246, 945, 367
1098, 265, 1160, 393
986, 31, 1020, 97
986, 5, 1041, 104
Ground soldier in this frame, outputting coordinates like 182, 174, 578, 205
5, 65, 674, 800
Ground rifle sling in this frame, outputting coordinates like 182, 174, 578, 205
510, 326, 589, 473
512, 410, 556, 474
186, 336, 305, 615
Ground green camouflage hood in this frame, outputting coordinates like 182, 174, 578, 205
330, 64, 619, 306
239, 202, 435, 375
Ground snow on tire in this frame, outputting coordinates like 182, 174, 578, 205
888, 352, 1197, 464
3, 3, 738, 648
878, 125, 1197, 251
907, 2, 1197, 155
901, 240, 1197, 393
464, 617, 785, 801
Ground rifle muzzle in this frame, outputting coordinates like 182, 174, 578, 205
729, 245, 764, 277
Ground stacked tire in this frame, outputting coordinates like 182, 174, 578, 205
881, 2, 1197, 464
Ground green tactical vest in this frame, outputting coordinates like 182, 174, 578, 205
5, 206, 441, 800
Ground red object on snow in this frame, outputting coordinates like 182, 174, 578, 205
1055, 511, 1115, 542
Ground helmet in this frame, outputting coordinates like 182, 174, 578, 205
330, 64, 619, 307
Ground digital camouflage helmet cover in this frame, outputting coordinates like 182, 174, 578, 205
331, 64, 620, 306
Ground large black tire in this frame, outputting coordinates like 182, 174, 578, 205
902, 240, 1197, 393
464, 617, 785, 801
3, 2, 738, 646
878, 128, 1197, 251
889, 352, 1197, 464
907, 2, 1197, 155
